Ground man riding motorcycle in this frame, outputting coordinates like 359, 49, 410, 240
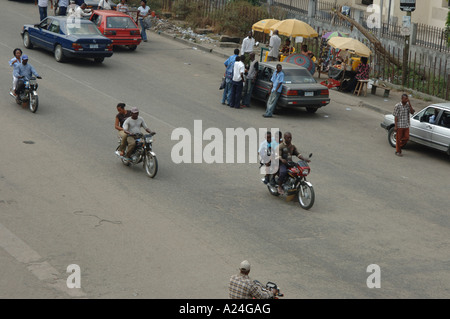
121, 107, 154, 160
13, 55, 41, 96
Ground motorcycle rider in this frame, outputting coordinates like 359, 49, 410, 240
122, 107, 153, 160
229, 260, 277, 299
114, 103, 132, 157
275, 132, 310, 195
14, 55, 41, 96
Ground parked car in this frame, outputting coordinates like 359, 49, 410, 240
21, 16, 114, 63
90, 10, 141, 50
84, 0, 117, 10
380, 103, 450, 155
251, 62, 330, 113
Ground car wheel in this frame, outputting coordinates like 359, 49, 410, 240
54, 44, 65, 63
306, 107, 318, 113
94, 57, 104, 63
388, 126, 397, 148
128, 45, 137, 51
23, 32, 33, 49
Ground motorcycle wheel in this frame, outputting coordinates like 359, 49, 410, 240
144, 152, 158, 178
297, 182, 315, 210
15, 97, 22, 105
29, 94, 39, 113
267, 184, 280, 196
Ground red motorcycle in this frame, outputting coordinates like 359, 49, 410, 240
266, 154, 315, 210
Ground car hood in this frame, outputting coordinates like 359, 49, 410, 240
383, 114, 394, 123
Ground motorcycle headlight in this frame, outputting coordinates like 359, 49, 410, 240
145, 137, 153, 143
302, 168, 309, 175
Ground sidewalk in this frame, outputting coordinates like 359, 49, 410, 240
153, 29, 448, 115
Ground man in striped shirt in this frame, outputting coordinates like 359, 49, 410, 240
229, 260, 276, 299
393, 94, 415, 156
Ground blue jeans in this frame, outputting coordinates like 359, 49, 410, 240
230, 80, 243, 108
241, 78, 255, 106
264, 91, 281, 116
39, 6, 48, 22
139, 19, 147, 41
221, 78, 232, 105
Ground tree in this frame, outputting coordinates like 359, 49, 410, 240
446, 1, 450, 46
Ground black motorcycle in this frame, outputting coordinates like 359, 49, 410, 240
11, 76, 39, 113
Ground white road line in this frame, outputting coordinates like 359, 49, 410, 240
0, 222, 87, 298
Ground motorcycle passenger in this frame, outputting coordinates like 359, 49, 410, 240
259, 131, 279, 185
9, 48, 23, 97
229, 260, 277, 299
14, 55, 41, 96
122, 107, 153, 160
114, 103, 132, 157
275, 132, 310, 195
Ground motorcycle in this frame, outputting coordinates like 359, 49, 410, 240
115, 132, 158, 178
253, 280, 284, 299
264, 153, 315, 210
10, 76, 39, 113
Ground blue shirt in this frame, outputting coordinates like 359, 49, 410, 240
75, 0, 85, 5
9, 57, 22, 75
271, 70, 284, 93
13, 63, 40, 81
224, 54, 237, 79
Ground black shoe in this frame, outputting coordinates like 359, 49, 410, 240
262, 114, 272, 118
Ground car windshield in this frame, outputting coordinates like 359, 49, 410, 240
283, 69, 316, 84
106, 16, 136, 29
66, 22, 102, 35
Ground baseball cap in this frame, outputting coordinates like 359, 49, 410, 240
131, 107, 139, 113
22, 55, 29, 60
239, 260, 251, 271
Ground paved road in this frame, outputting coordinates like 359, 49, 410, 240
1, 1, 449, 299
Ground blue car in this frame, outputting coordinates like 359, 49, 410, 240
21, 16, 113, 63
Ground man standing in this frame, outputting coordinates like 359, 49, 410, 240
221, 48, 239, 106
241, 52, 258, 108
267, 30, 281, 62
393, 94, 415, 157
35, 0, 53, 22
229, 260, 277, 299
263, 64, 284, 118
56, 0, 69, 15
229, 55, 245, 109
240, 31, 255, 67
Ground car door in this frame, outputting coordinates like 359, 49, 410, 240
30, 18, 51, 48
410, 107, 435, 147
432, 110, 450, 152
253, 66, 273, 100
45, 19, 61, 50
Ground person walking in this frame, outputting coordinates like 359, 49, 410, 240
221, 48, 239, 106
263, 64, 284, 118
137, 0, 151, 42
229, 55, 245, 109
241, 52, 258, 108
240, 31, 255, 67
393, 94, 415, 157
35, 0, 53, 22
267, 30, 281, 62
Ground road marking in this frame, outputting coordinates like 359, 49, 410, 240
0, 222, 87, 298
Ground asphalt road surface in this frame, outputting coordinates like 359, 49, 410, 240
1, 1, 449, 299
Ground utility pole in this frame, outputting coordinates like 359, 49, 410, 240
402, 11, 411, 86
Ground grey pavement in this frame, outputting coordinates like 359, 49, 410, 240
152, 28, 448, 115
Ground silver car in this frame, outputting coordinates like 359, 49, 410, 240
380, 103, 450, 155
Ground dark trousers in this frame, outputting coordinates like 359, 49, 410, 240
58, 6, 67, 16
230, 80, 243, 108
38, 6, 47, 22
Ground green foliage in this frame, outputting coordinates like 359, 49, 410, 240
447, 1, 450, 46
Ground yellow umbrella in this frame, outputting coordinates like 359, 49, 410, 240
252, 19, 280, 34
269, 19, 318, 38
327, 37, 372, 57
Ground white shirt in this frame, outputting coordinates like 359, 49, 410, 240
123, 116, 149, 135
116, 3, 128, 12
241, 36, 255, 54
38, 0, 51, 7
98, 0, 111, 10
59, 0, 69, 6
268, 34, 281, 58
232, 61, 245, 82
138, 5, 150, 18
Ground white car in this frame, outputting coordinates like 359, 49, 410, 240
380, 103, 450, 155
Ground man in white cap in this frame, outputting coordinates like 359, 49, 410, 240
122, 107, 153, 159
228, 260, 277, 299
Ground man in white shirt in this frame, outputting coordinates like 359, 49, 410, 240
268, 30, 281, 61
98, 0, 111, 10
67, 2, 91, 18
240, 31, 256, 67
35, 0, 53, 22
229, 56, 245, 109
122, 107, 153, 159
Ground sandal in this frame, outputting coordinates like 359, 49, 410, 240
395, 152, 403, 157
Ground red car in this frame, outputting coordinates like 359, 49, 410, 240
90, 10, 141, 51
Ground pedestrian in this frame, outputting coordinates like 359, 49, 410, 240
56, 0, 69, 15
241, 52, 258, 108
116, 0, 128, 13
229, 260, 277, 299
229, 55, 245, 109
98, 0, 112, 10
221, 48, 239, 106
240, 31, 255, 67
137, 0, 151, 42
35, 0, 53, 22
267, 30, 281, 62
263, 64, 284, 118
393, 94, 415, 156
9, 48, 23, 97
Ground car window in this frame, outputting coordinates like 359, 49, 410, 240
48, 20, 60, 34
283, 69, 317, 84
438, 111, 450, 128
39, 18, 51, 30
66, 22, 102, 35
91, 14, 102, 27
106, 16, 136, 29
414, 107, 439, 123
259, 67, 273, 81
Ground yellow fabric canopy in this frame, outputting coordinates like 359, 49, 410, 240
269, 19, 318, 38
252, 19, 280, 34
328, 37, 372, 57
